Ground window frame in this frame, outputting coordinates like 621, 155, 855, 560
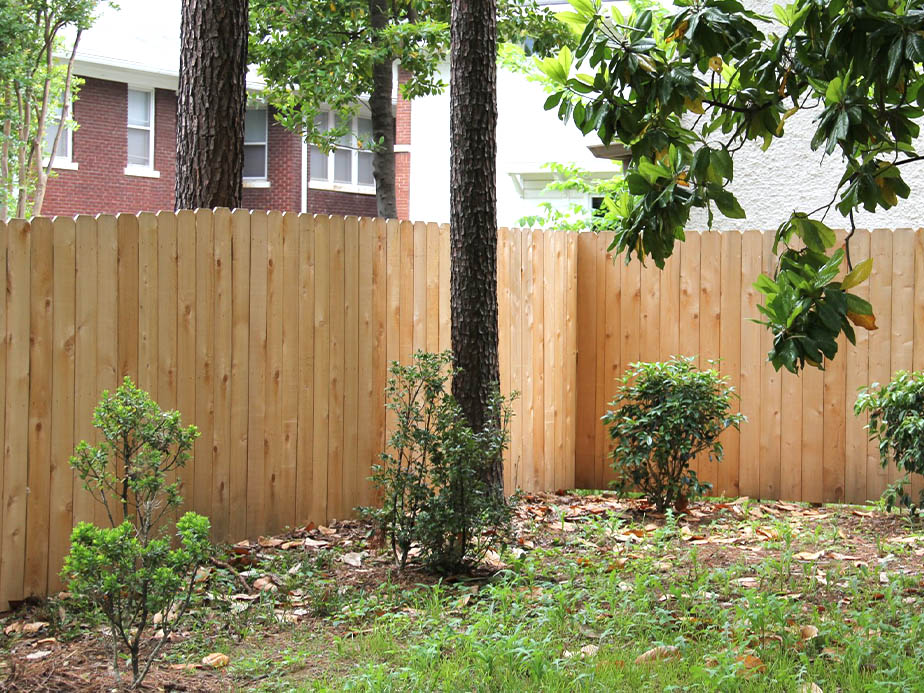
124, 86, 158, 177
42, 95, 77, 171
309, 110, 376, 195
243, 106, 269, 182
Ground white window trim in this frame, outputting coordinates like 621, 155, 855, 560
244, 107, 269, 182
125, 86, 158, 176
309, 111, 376, 196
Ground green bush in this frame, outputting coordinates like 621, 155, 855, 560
855, 371, 924, 514
602, 357, 745, 512
62, 377, 211, 688
368, 351, 513, 573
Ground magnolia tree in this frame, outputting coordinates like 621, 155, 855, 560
0, 0, 106, 218
540, 0, 924, 373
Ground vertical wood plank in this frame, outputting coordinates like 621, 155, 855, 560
95, 215, 118, 530
211, 209, 232, 539
718, 231, 741, 498
867, 229, 892, 500
357, 218, 380, 508
3, 219, 30, 607
497, 227, 511, 490
47, 218, 74, 592
889, 229, 915, 491
24, 218, 52, 597
327, 215, 345, 520
281, 213, 300, 529
542, 231, 557, 490
738, 231, 763, 498
600, 233, 621, 489
438, 224, 451, 355
426, 223, 441, 355
312, 216, 331, 523
562, 233, 578, 490
295, 215, 315, 524
575, 232, 597, 488
521, 230, 537, 490
845, 230, 871, 503
412, 221, 427, 355
176, 211, 196, 513
154, 213, 176, 524
117, 214, 139, 384
698, 231, 722, 492
509, 229, 524, 488
342, 216, 359, 516
532, 231, 545, 489
822, 230, 849, 503
384, 219, 400, 479
137, 213, 159, 397
73, 216, 97, 526
229, 210, 251, 538
399, 220, 414, 364
759, 230, 783, 501
264, 211, 284, 533
194, 210, 214, 520
660, 248, 681, 361
247, 211, 268, 535
639, 256, 660, 363
678, 232, 701, 480
0, 222, 6, 603
911, 229, 924, 502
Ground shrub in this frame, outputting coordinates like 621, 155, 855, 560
855, 371, 924, 514
368, 351, 513, 573
62, 377, 211, 688
602, 357, 745, 512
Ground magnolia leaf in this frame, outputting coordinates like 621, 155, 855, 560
847, 311, 878, 330
736, 654, 767, 674
840, 258, 873, 290
635, 645, 680, 664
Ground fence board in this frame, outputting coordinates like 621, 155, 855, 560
739, 231, 763, 498
698, 232, 721, 491
264, 211, 284, 533
247, 212, 268, 536
718, 231, 741, 498
281, 213, 300, 529
230, 210, 251, 537
73, 216, 97, 527
175, 211, 196, 511
867, 229, 893, 499
295, 215, 315, 523
890, 229, 915, 491
845, 230, 871, 503
212, 209, 232, 538
343, 217, 360, 517
759, 230, 783, 501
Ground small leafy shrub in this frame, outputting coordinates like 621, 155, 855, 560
368, 351, 512, 573
855, 371, 924, 514
602, 357, 745, 512
62, 377, 211, 688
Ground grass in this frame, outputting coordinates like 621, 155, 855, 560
3, 493, 924, 691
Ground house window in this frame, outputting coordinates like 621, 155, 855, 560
244, 107, 268, 179
310, 111, 375, 192
42, 100, 77, 169
125, 88, 158, 176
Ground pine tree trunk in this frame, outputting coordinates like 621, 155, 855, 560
369, 0, 397, 219
176, 0, 248, 210
449, 0, 501, 492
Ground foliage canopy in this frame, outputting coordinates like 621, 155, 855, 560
540, 0, 924, 373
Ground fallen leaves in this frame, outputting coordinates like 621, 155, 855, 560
635, 645, 680, 664
200, 652, 230, 669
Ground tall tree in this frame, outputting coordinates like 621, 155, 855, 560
249, 0, 570, 218
0, 0, 102, 219
450, 0, 502, 493
541, 0, 921, 374
175, 0, 249, 210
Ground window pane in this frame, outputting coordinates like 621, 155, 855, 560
126, 127, 150, 166
358, 152, 374, 186
245, 109, 267, 143
43, 120, 69, 158
357, 117, 373, 149
334, 148, 351, 183
335, 114, 352, 147
310, 146, 328, 181
243, 144, 266, 178
314, 112, 328, 132
127, 90, 151, 127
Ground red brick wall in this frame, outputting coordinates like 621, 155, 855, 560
241, 111, 302, 211
395, 68, 412, 220
42, 78, 176, 216
41, 75, 399, 218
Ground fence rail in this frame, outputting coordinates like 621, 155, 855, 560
0, 211, 921, 609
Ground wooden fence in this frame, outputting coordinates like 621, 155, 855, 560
572, 228, 924, 508
0, 211, 922, 609
0, 211, 576, 609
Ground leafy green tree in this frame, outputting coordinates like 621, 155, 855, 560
0, 0, 106, 218
518, 161, 628, 231
539, 0, 924, 373
249, 0, 571, 218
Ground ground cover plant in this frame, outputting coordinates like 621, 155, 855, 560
3, 490, 923, 691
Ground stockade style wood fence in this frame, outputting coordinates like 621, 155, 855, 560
0, 211, 921, 609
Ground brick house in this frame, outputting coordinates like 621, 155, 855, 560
42, 5, 411, 219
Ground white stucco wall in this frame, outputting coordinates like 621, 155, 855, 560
411, 0, 924, 232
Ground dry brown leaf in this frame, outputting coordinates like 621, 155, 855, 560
24, 650, 52, 661
756, 527, 780, 541
317, 525, 337, 536
253, 577, 279, 593
258, 536, 285, 548
736, 654, 766, 675
634, 645, 680, 664
169, 663, 201, 671
852, 510, 874, 518
341, 552, 364, 568
800, 625, 819, 641
303, 537, 330, 549
3, 622, 21, 635
21, 621, 49, 635
827, 552, 859, 561
201, 652, 230, 669
794, 551, 824, 561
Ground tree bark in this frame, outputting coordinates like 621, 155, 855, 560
449, 0, 501, 492
369, 0, 397, 219
176, 0, 249, 210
